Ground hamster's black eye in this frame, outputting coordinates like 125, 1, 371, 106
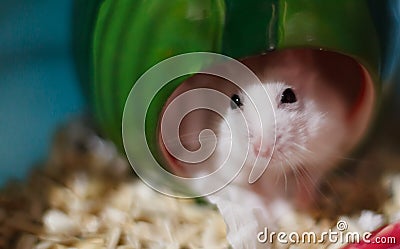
230, 94, 243, 109
281, 88, 297, 104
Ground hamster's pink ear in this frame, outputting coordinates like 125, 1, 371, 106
301, 49, 376, 151
296, 49, 376, 150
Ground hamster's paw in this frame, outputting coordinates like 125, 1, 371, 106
207, 186, 272, 249
222, 202, 270, 249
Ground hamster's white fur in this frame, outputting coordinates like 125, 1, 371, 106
195, 80, 349, 249
160, 71, 350, 249
159, 49, 373, 249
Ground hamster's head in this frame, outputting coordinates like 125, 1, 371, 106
220, 81, 339, 176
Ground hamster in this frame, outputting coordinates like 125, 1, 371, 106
168, 77, 350, 200
159, 49, 372, 249
160, 78, 349, 248
212, 79, 348, 197
201, 79, 350, 249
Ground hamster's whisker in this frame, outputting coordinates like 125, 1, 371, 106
279, 161, 288, 194
309, 141, 364, 164
287, 148, 343, 206
290, 147, 310, 162
294, 152, 320, 178
308, 140, 358, 163
298, 165, 319, 190
286, 147, 314, 171
292, 142, 315, 156
296, 165, 321, 206
281, 153, 301, 189
330, 154, 363, 163
274, 162, 282, 186
291, 144, 327, 172
282, 153, 320, 205
296, 164, 331, 204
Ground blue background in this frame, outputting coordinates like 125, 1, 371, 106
0, 0, 85, 185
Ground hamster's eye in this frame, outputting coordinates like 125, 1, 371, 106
230, 94, 243, 109
281, 88, 297, 104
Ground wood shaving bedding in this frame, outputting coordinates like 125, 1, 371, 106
1, 117, 399, 249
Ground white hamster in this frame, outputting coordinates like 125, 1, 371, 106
161, 78, 349, 248
211, 79, 348, 201
159, 49, 373, 249
201, 79, 349, 249
166, 69, 351, 203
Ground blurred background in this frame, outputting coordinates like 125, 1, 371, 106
0, 0, 85, 185
0, 0, 399, 187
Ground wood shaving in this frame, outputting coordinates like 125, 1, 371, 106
1, 117, 399, 249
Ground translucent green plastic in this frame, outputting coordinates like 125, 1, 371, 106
76, 0, 380, 162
